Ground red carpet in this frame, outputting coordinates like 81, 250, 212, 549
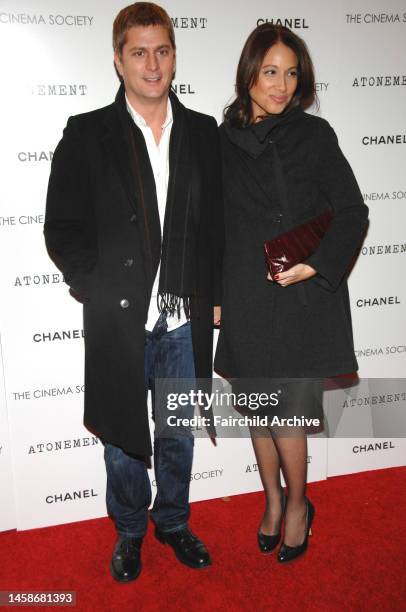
1, 467, 405, 611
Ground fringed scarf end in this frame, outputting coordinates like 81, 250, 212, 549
157, 292, 192, 320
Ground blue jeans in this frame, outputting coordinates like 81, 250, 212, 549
103, 313, 195, 538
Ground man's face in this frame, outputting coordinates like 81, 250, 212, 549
114, 25, 176, 104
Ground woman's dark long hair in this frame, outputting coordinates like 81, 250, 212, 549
225, 24, 317, 127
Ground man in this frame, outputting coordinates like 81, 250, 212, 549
44, 2, 223, 582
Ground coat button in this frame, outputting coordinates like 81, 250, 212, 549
124, 258, 134, 267
130, 214, 137, 223
274, 212, 283, 222
120, 299, 129, 308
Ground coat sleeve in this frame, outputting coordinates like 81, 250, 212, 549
44, 116, 98, 301
305, 119, 368, 292
209, 118, 224, 306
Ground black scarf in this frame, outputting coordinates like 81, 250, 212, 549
114, 84, 199, 319
223, 104, 304, 159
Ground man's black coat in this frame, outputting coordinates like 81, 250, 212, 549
44, 85, 223, 456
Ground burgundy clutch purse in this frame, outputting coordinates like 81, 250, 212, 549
264, 209, 334, 276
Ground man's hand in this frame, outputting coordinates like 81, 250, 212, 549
267, 263, 316, 286
213, 305, 221, 326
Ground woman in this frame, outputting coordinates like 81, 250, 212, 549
214, 24, 368, 563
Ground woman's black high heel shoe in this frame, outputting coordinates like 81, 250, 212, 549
257, 492, 287, 554
277, 497, 314, 563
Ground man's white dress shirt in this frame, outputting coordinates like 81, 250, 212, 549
126, 95, 188, 332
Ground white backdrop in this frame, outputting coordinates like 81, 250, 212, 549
0, 0, 405, 531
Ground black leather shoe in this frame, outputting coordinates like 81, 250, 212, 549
277, 497, 315, 563
155, 527, 211, 569
110, 536, 143, 582
258, 492, 287, 554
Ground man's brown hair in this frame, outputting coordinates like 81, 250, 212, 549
113, 2, 176, 55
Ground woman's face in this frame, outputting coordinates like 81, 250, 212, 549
249, 41, 299, 120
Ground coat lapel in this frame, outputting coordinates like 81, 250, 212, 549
101, 102, 138, 213
101, 84, 161, 291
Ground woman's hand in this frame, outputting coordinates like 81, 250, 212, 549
267, 263, 317, 286
213, 305, 221, 326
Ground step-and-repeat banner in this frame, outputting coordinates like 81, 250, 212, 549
0, 0, 405, 531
